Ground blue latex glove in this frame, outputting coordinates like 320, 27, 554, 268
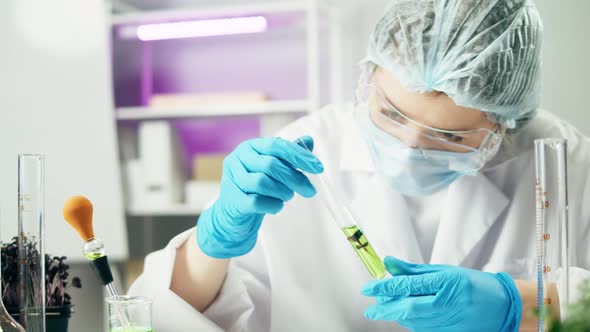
197, 136, 324, 259
361, 257, 522, 332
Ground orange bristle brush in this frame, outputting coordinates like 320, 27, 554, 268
63, 196, 130, 329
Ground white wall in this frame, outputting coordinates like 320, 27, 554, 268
0, 1, 126, 330
534, 0, 590, 135
0, 0, 127, 261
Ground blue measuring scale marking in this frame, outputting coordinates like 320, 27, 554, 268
535, 178, 548, 332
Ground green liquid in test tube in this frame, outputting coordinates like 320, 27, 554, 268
341, 225, 388, 279
296, 138, 387, 279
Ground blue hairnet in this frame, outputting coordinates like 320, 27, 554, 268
365, 0, 543, 129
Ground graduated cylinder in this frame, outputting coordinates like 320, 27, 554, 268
17, 154, 46, 332
534, 139, 570, 331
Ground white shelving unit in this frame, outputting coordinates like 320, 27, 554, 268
116, 100, 310, 120
110, 0, 341, 217
111, 1, 313, 26
127, 204, 204, 217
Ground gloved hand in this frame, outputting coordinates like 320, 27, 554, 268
197, 136, 324, 259
361, 257, 522, 332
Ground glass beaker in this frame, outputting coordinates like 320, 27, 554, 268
17, 154, 46, 331
534, 139, 570, 331
106, 296, 152, 332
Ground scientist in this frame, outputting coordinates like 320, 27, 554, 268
130, 0, 590, 331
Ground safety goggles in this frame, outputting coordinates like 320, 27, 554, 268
355, 81, 504, 170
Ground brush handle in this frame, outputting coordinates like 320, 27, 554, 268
89, 255, 114, 286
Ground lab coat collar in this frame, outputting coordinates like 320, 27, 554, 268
338, 107, 510, 266
338, 108, 376, 173
348, 171, 510, 267
430, 173, 510, 265
348, 172, 425, 264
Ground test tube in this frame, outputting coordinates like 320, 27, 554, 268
17, 154, 46, 332
296, 139, 387, 279
534, 139, 570, 330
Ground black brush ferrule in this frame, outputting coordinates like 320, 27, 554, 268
89, 255, 114, 286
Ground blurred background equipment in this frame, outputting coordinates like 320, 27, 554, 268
138, 121, 185, 207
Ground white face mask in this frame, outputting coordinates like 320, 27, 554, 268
358, 107, 485, 196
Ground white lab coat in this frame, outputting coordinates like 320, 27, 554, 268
130, 105, 590, 332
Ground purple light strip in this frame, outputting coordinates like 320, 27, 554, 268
140, 42, 153, 106
136, 16, 268, 41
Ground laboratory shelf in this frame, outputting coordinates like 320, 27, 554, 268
116, 100, 310, 120
110, 1, 312, 26
127, 204, 204, 217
